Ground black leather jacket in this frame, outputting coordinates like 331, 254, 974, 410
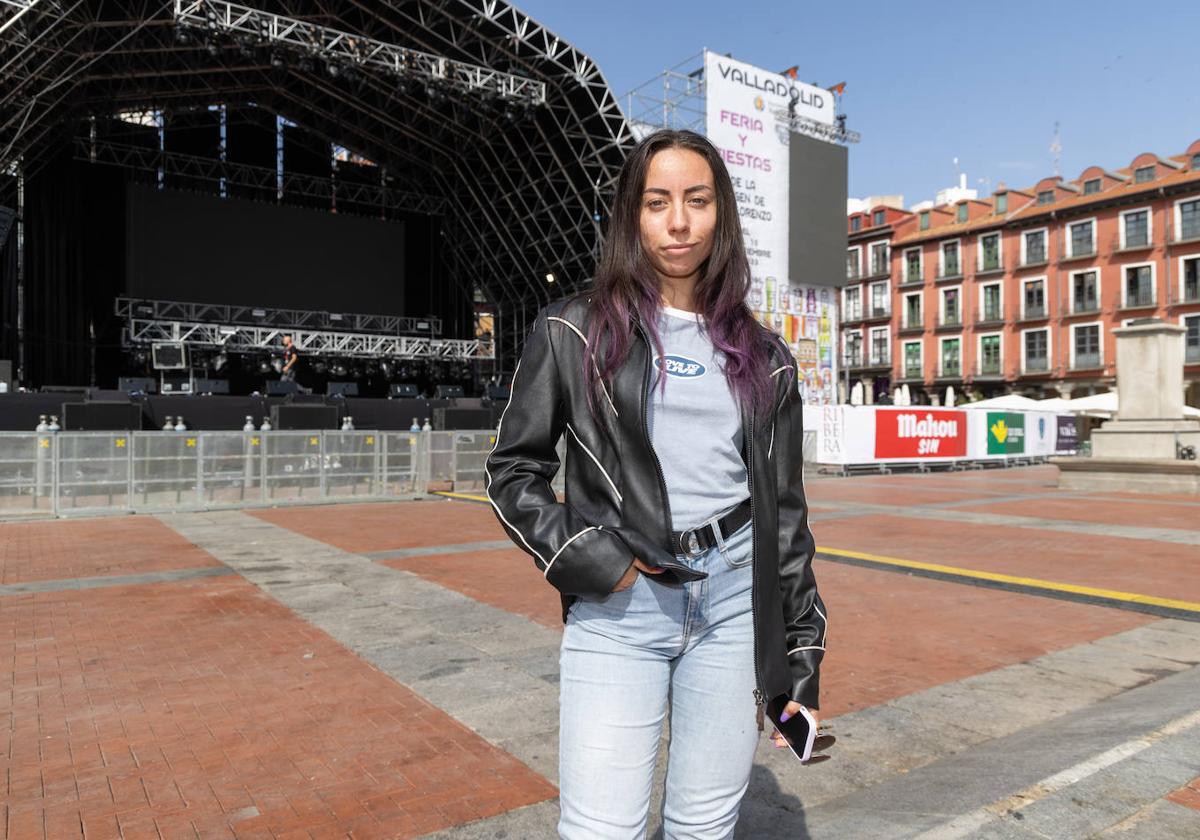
484, 294, 827, 710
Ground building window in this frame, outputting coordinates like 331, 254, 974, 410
870, 242, 889, 275
1122, 209, 1149, 248
1179, 198, 1200, 240
994, 193, 1007, 214
1184, 257, 1199, 303
920, 211, 930, 231
904, 341, 922, 378
1186, 315, 1200, 363
1134, 165, 1155, 183
870, 282, 889, 317
843, 286, 862, 320
873, 209, 885, 226
979, 335, 1001, 375
942, 287, 960, 325
1083, 178, 1102, 195
1037, 189, 1054, 205
1023, 229, 1046, 264
979, 233, 1001, 271
846, 249, 860, 280
1073, 324, 1101, 369
1124, 265, 1154, 307
1024, 278, 1046, 318
850, 216, 861, 232
941, 241, 960, 277
844, 331, 863, 367
940, 338, 961, 377
1073, 270, 1099, 312
870, 328, 889, 365
1024, 330, 1049, 372
1068, 220, 1094, 256
904, 293, 922, 328
956, 203, 968, 223
905, 249, 922, 283
981, 283, 1002, 321
1193, 153, 1200, 170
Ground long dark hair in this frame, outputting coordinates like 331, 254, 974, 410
583, 129, 773, 417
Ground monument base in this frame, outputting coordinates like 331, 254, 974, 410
1090, 418, 1200, 460
1050, 456, 1200, 495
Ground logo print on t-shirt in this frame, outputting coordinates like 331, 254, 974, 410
654, 355, 706, 378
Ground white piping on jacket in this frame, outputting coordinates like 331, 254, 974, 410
544, 525, 604, 578
566, 423, 623, 503
546, 315, 619, 417
483, 355, 548, 570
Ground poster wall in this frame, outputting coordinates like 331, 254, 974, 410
704, 51, 838, 404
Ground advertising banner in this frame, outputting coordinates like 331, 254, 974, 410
874, 408, 968, 459
704, 51, 837, 404
1056, 414, 1079, 452
986, 412, 1025, 455
1026, 412, 1057, 456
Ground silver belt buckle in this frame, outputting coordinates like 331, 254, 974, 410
680, 528, 702, 557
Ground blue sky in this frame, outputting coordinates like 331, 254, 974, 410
513, 0, 1200, 208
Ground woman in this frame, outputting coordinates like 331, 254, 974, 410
485, 128, 829, 838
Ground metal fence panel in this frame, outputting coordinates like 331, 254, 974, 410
132, 432, 201, 511
382, 432, 421, 496
263, 431, 323, 502
427, 430, 455, 490
0, 433, 56, 516
323, 431, 382, 498
450, 430, 494, 491
200, 432, 265, 508
56, 432, 132, 515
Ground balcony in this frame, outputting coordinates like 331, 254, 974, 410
1112, 232, 1152, 254
899, 267, 924, 287
973, 360, 1004, 379
975, 257, 1004, 277
1072, 352, 1103, 370
936, 363, 962, 380
898, 317, 924, 335
864, 265, 891, 281
1019, 252, 1048, 268
1020, 305, 1048, 322
863, 305, 891, 322
1170, 281, 1200, 305
842, 308, 864, 324
1188, 346, 1200, 364
936, 315, 963, 333
902, 367, 924, 380
1171, 223, 1200, 245
844, 353, 863, 369
866, 353, 891, 369
935, 266, 964, 283
1120, 290, 1156, 311
976, 311, 1005, 327
1023, 357, 1050, 374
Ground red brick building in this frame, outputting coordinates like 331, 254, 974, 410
843, 139, 1200, 406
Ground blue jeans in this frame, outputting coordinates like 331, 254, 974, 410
558, 517, 759, 839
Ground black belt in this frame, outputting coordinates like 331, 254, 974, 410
672, 498, 752, 557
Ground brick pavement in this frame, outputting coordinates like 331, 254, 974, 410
0, 574, 554, 839
0, 517, 222, 585
952, 496, 1200, 530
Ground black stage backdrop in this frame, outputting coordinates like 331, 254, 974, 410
125, 184, 407, 316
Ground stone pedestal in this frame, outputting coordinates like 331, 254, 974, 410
1055, 320, 1200, 494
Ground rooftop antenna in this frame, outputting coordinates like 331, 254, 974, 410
1050, 121, 1062, 177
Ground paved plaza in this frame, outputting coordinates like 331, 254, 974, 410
2, 465, 1198, 839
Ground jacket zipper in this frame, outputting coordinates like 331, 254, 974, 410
635, 320, 677, 554
745, 399, 765, 708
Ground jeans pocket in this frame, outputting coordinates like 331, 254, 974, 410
721, 522, 754, 569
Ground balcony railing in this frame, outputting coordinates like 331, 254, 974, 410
936, 265, 963, 280
901, 317, 924, 331
978, 309, 1004, 323
843, 308, 864, 322
844, 353, 863, 368
939, 363, 962, 377
1024, 357, 1049, 373
902, 269, 924, 285
1020, 251, 1048, 267
868, 354, 891, 367
1060, 243, 1096, 262
976, 256, 1003, 274
1072, 352, 1102, 370
1123, 289, 1155, 309
1022, 305, 1047, 320
1176, 283, 1200, 304
1113, 231, 1151, 252
1187, 346, 1200, 364
975, 360, 1003, 377
867, 305, 891, 319
940, 314, 962, 328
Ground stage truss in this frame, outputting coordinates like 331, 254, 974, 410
0, 0, 637, 370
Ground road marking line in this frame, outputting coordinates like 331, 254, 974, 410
914, 707, 1200, 840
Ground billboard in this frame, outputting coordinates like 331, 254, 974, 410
986, 412, 1026, 455
704, 51, 838, 403
875, 409, 968, 459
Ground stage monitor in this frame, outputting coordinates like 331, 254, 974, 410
152, 342, 188, 370
389, 383, 419, 398
326, 381, 359, 397
119, 377, 157, 394
435, 384, 465, 399
266, 380, 301, 396
193, 378, 230, 394
62, 401, 143, 431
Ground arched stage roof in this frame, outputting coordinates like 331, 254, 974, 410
1, 1, 637, 361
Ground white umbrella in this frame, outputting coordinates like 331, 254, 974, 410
945, 385, 956, 407
850, 381, 864, 406
962, 394, 1043, 410
901, 383, 911, 406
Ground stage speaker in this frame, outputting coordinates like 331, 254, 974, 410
152, 342, 188, 370
193, 378, 230, 394
389, 383, 419, 398
119, 376, 157, 394
269, 404, 339, 430
266, 380, 300, 395
62, 401, 142, 431
326, 381, 358, 397
435, 384, 465, 399
433, 407, 492, 430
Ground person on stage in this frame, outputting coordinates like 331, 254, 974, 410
280, 334, 300, 385
485, 128, 831, 838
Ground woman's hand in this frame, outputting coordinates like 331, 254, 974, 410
611, 557, 665, 592
770, 701, 833, 763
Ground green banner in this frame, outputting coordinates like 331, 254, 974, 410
987, 412, 1025, 455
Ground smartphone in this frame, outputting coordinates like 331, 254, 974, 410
765, 695, 817, 763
